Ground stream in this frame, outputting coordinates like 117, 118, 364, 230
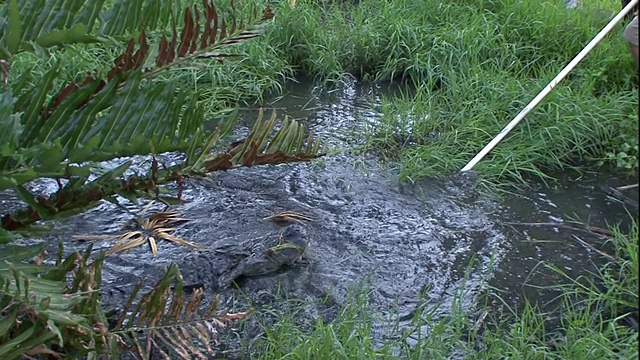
1, 78, 636, 354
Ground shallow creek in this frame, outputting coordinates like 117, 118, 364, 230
1, 79, 636, 351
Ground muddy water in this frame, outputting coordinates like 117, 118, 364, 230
1, 79, 636, 349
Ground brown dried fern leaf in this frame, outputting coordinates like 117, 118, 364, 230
109, 264, 250, 359
101, 208, 200, 256
45, 1, 274, 117
263, 211, 313, 225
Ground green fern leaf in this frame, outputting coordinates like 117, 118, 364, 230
35, 23, 97, 48
0, 244, 110, 359
100, 0, 177, 36
0, 90, 22, 160
0, 0, 185, 55
6, 0, 21, 54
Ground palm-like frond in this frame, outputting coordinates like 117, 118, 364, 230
0, 243, 109, 359
191, 108, 326, 172
0, 0, 307, 233
107, 264, 250, 359
0, 242, 247, 359
0, 0, 183, 56
2, 111, 327, 231
1, 1, 273, 188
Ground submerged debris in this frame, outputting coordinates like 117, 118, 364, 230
263, 210, 313, 225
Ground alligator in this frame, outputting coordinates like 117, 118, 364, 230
179, 224, 310, 291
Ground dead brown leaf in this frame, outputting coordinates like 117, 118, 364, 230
263, 211, 313, 225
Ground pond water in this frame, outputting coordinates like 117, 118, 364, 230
1, 78, 636, 352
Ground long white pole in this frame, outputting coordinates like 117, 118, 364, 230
460, 0, 638, 172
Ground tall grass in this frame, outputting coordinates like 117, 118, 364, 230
261, 0, 638, 183
16, 0, 635, 183
246, 220, 639, 359
479, 221, 639, 359
369, 70, 637, 184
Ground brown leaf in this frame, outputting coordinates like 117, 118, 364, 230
191, 6, 201, 54
221, 310, 251, 322
149, 236, 158, 256
203, 154, 233, 171
178, 8, 195, 57
262, 7, 275, 21
219, 18, 227, 42
201, 0, 214, 49
108, 38, 136, 79
1, 214, 24, 231
156, 35, 170, 67
241, 140, 260, 166
107, 236, 146, 254
230, 0, 237, 34
208, 0, 219, 45
49, 81, 79, 112
194, 322, 216, 355
132, 30, 149, 68
0, 59, 9, 85
25, 345, 62, 359
168, 29, 178, 64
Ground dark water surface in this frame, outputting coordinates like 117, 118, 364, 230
1, 79, 636, 351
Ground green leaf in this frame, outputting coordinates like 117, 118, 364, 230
35, 23, 98, 48
37, 79, 105, 152
0, 90, 22, 152
6, 0, 21, 54
3, 332, 56, 360
100, 0, 177, 36
94, 160, 132, 185
0, 228, 21, 245
0, 306, 19, 337
0, 244, 45, 265
0, 324, 35, 358
35, 141, 64, 172
68, 136, 101, 163
46, 319, 64, 347
17, 62, 61, 148
14, 185, 54, 220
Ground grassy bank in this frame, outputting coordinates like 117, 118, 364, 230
256, 0, 639, 184
14, 0, 637, 184
246, 221, 638, 359
5, 1, 637, 357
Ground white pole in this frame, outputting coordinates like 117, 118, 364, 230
460, 0, 638, 172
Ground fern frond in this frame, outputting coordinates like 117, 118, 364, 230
0, 0, 184, 56
196, 108, 327, 172
100, 0, 177, 36
0, 0, 274, 182
0, 243, 110, 359
2, 111, 328, 231
109, 263, 250, 359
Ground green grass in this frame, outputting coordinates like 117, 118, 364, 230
259, 0, 639, 184
369, 70, 637, 185
6, 1, 637, 357
16, 0, 638, 175
245, 220, 639, 359
13, 0, 636, 185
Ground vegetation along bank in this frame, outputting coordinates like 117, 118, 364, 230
0, 0, 637, 358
